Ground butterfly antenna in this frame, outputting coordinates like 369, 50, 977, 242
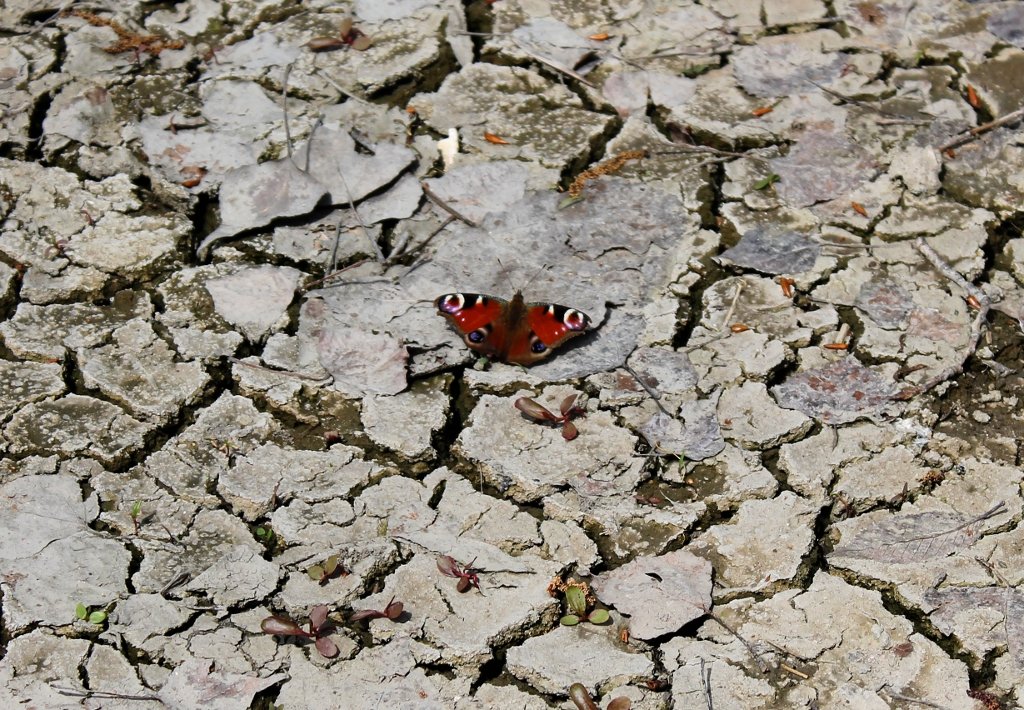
520, 263, 549, 293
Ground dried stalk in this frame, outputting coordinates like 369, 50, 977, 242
421, 181, 479, 227
939, 106, 1024, 152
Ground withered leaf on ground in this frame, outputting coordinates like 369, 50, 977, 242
855, 278, 914, 328
771, 357, 897, 424
770, 130, 878, 208
718, 227, 821, 275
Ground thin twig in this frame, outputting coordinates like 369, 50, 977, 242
510, 38, 596, 88
281, 62, 294, 159
421, 181, 479, 227
305, 115, 323, 174
699, 657, 714, 710
52, 685, 163, 702
938, 106, 1024, 152
879, 685, 952, 709
336, 164, 383, 263
779, 663, 809, 679
719, 281, 744, 331
915, 238, 988, 304
805, 78, 923, 120
227, 356, 331, 382
313, 68, 365, 102
707, 611, 770, 674
159, 570, 190, 596
624, 364, 671, 416
886, 502, 1006, 546
650, 145, 750, 159
327, 217, 344, 275
896, 238, 992, 398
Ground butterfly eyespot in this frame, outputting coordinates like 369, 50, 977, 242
468, 329, 486, 343
531, 341, 547, 354
438, 294, 465, 313
563, 309, 588, 331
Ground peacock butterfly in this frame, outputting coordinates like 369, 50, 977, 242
436, 291, 592, 365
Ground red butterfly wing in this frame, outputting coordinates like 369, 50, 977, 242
505, 299, 591, 366
436, 293, 507, 360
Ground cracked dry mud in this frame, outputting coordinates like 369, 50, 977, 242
2, 1, 1024, 708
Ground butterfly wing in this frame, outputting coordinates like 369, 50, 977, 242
505, 299, 592, 366
436, 293, 508, 360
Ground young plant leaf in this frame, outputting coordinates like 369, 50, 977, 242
307, 564, 325, 581
457, 577, 472, 593
568, 683, 599, 710
437, 555, 461, 578
384, 599, 404, 620
588, 609, 610, 624
87, 610, 107, 625
75, 602, 88, 620
561, 420, 579, 441
607, 697, 632, 710
753, 173, 780, 190
130, 500, 142, 518
349, 608, 385, 622
261, 616, 309, 637
315, 636, 340, 658
560, 614, 580, 626
565, 586, 587, 616
514, 397, 559, 422
560, 394, 580, 417
323, 555, 339, 575
309, 604, 329, 630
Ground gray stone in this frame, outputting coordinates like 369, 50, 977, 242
593, 550, 713, 640
540, 520, 600, 577
454, 388, 643, 503
204, 265, 302, 341
414, 63, 613, 169
4, 394, 152, 466
690, 491, 818, 597
832, 445, 931, 513
0, 359, 64, 421
718, 381, 813, 449
80, 320, 209, 423
138, 393, 276, 506
506, 624, 654, 696
220, 443, 383, 521
0, 474, 130, 632
0, 631, 92, 707
361, 379, 450, 461
109, 593, 195, 662
0, 291, 152, 361
671, 572, 974, 708
186, 545, 279, 607
275, 637, 448, 708
359, 552, 560, 671
133, 509, 264, 595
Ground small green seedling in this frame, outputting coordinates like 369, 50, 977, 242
753, 173, 780, 190
261, 605, 339, 658
75, 603, 108, 625
129, 500, 143, 534
560, 586, 609, 626
307, 555, 344, 586
349, 597, 404, 623
255, 525, 275, 545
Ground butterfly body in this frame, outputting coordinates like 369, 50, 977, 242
436, 291, 591, 365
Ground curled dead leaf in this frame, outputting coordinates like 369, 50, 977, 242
752, 106, 773, 117
483, 131, 510, 145
851, 201, 868, 217
730, 323, 750, 333
966, 84, 980, 108
588, 32, 610, 41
